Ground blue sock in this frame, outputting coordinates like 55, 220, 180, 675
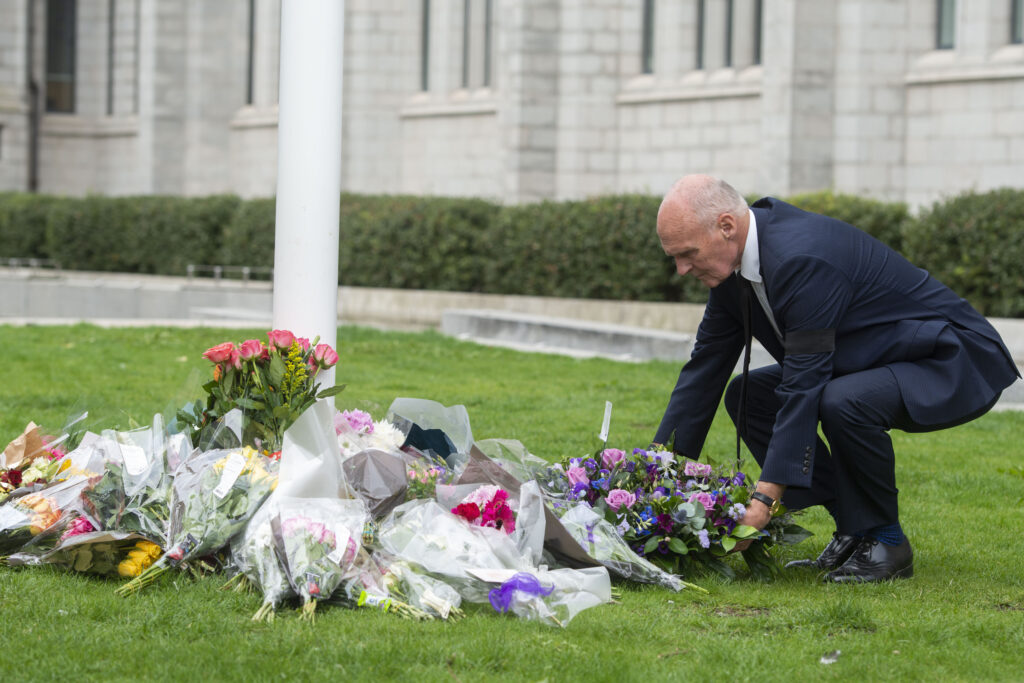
866, 523, 905, 546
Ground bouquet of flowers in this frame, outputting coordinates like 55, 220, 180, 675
537, 447, 809, 580
275, 497, 368, 622
405, 458, 452, 501
116, 447, 278, 595
227, 497, 295, 622
0, 473, 97, 559
176, 330, 344, 453
1, 422, 72, 504
32, 531, 158, 576
450, 485, 517, 535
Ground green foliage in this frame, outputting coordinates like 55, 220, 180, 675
3, 187, 1023, 315
0, 192, 54, 260
903, 187, 1024, 318
784, 189, 911, 252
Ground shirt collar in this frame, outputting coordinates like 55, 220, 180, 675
737, 208, 761, 283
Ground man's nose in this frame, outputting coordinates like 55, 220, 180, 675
675, 258, 691, 276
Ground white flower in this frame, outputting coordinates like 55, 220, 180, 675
366, 419, 406, 452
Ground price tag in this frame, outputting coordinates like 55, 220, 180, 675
326, 529, 352, 566
212, 452, 247, 499
598, 401, 613, 442
120, 445, 148, 476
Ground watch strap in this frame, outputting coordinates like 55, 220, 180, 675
750, 491, 778, 512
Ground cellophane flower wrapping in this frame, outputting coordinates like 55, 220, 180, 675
0, 473, 98, 560
230, 495, 293, 620
551, 501, 684, 591
369, 552, 464, 620
81, 419, 174, 546
163, 446, 278, 566
35, 530, 150, 576
276, 496, 368, 616
481, 566, 612, 628
376, 499, 534, 604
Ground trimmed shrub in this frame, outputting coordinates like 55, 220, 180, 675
903, 188, 1024, 318
220, 197, 276, 269
0, 193, 54, 261
783, 190, 911, 252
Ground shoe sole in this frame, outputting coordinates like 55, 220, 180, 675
824, 564, 914, 583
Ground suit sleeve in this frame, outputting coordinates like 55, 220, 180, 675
654, 282, 744, 456
760, 256, 852, 487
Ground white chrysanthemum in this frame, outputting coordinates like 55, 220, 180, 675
365, 419, 406, 452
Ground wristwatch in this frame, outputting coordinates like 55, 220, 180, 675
750, 491, 781, 515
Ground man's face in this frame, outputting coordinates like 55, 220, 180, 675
657, 211, 741, 289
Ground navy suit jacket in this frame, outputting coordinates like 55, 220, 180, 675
654, 198, 1020, 488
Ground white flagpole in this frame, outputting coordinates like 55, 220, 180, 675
272, 0, 345, 391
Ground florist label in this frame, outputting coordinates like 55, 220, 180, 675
599, 401, 613, 442
212, 452, 247, 499
326, 528, 351, 566
120, 445, 148, 476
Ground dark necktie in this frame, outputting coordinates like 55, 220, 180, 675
736, 277, 754, 472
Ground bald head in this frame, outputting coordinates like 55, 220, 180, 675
658, 174, 748, 235
656, 175, 749, 288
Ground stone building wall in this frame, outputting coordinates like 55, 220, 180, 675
1, 0, 1023, 209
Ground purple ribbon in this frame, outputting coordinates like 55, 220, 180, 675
488, 573, 555, 613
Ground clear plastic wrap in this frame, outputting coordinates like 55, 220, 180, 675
553, 502, 686, 592
479, 566, 612, 627
229, 496, 294, 622
116, 447, 278, 595
385, 398, 473, 474
275, 496, 369, 621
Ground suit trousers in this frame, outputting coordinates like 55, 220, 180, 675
723, 364, 1000, 534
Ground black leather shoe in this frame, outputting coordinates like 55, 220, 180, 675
824, 537, 913, 583
785, 533, 860, 571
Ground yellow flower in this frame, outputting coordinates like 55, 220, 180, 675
118, 559, 142, 577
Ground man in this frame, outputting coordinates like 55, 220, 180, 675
652, 174, 1019, 583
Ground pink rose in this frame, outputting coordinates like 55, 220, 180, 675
566, 466, 589, 486
606, 488, 636, 512
312, 343, 339, 369
688, 491, 715, 515
228, 347, 242, 370
601, 448, 625, 469
238, 339, 265, 362
683, 461, 713, 478
202, 342, 235, 364
297, 337, 311, 352
267, 329, 296, 351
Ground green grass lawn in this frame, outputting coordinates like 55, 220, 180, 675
2, 324, 1023, 682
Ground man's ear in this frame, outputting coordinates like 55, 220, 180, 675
718, 212, 738, 240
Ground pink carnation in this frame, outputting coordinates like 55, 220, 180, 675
335, 409, 374, 435
683, 461, 713, 478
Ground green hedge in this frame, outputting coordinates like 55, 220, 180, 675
0, 188, 1020, 316
903, 188, 1024, 318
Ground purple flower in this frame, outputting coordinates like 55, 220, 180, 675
656, 513, 674, 534
583, 458, 599, 473
632, 448, 646, 455
652, 486, 668, 498
729, 503, 746, 520
601, 448, 625, 469
732, 472, 747, 486
625, 461, 636, 473
606, 488, 637, 511
658, 540, 670, 555
566, 466, 589, 487
697, 529, 710, 549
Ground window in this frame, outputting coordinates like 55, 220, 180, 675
46, 0, 77, 113
641, 0, 655, 74
1013, 0, 1023, 44
696, 0, 706, 70
460, 0, 494, 90
753, 0, 763, 65
420, 0, 430, 91
724, 0, 734, 67
936, 0, 955, 49
246, 0, 255, 104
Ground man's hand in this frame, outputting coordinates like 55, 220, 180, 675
732, 481, 786, 553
